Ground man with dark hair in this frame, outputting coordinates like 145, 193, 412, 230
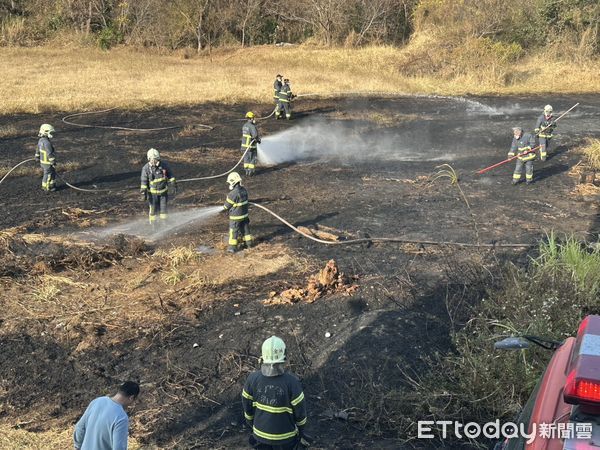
74, 381, 140, 450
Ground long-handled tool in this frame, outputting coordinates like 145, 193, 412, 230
477, 103, 580, 175
536, 102, 579, 136
476, 146, 541, 175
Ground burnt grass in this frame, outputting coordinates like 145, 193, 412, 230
0, 96, 599, 449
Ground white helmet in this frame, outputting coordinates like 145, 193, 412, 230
544, 104, 553, 114
227, 171, 242, 190
39, 124, 55, 138
261, 336, 286, 364
147, 148, 160, 161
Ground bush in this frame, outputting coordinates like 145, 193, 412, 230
97, 27, 123, 50
401, 234, 600, 445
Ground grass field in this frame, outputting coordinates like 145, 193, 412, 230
1, 45, 599, 114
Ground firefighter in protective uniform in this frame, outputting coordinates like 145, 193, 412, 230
222, 172, 253, 253
273, 74, 283, 114
241, 112, 261, 176
35, 124, 57, 192
242, 336, 310, 450
508, 127, 536, 185
140, 148, 177, 224
276, 79, 296, 120
535, 104, 556, 161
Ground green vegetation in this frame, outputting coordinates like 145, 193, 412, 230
401, 233, 600, 442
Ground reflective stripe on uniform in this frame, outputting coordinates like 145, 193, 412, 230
227, 198, 248, 207
244, 411, 254, 420
230, 214, 249, 220
229, 229, 238, 245
291, 392, 304, 406
253, 426, 298, 441
296, 417, 307, 426
243, 234, 253, 241
150, 188, 168, 194
252, 402, 293, 414
242, 389, 254, 400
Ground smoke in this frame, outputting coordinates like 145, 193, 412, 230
89, 206, 222, 241
257, 119, 457, 166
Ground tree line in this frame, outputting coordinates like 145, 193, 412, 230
0, 0, 598, 56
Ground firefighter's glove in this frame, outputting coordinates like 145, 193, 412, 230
140, 190, 148, 201
256, 138, 261, 144
171, 181, 178, 195
34, 155, 39, 161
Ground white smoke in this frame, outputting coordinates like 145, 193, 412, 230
257, 119, 456, 166
88, 206, 222, 241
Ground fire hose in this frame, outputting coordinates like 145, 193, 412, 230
0, 158, 35, 187
178, 146, 251, 183
62, 107, 214, 131
250, 202, 534, 248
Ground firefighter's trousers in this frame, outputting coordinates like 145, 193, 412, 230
229, 219, 253, 251
276, 101, 292, 120
243, 148, 257, 175
513, 159, 533, 183
41, 163, 56, 191
539, 137, 552, 161
148, 194, 168, 222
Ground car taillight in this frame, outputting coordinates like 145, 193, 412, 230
563, 315, 600, 414
564, 371, 600, 403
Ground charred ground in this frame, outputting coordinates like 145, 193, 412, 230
0, 95, 599, 449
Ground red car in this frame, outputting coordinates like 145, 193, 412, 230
496, 315, 600, 450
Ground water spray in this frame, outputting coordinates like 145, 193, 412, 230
91, 205, 222, 241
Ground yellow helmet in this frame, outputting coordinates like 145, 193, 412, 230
544, 104, 553, 114
245, 111, 255, 119
38, 124, 55, 138
261, 336, 286, 364
227, 171, 242, 189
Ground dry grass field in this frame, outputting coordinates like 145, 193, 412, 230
1, 45, 600, 114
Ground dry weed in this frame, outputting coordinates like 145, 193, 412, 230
577, 138, 600, 171
0, 124, 18, 138
1, 46, 600, 114
0, 425, 141, 450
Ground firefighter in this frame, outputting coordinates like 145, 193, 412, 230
242, 336, 310, 450
276, 79, 296, 120
508, 127, 536, 185
535, 104, 556, 161
222, 172, 253, 253
140, 148, 177, 225
35, 124, 57, 192
241, 112, 261, 176
273, 74, 283, 117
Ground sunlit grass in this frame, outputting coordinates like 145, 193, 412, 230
1, 45, 599, 114
578, 138, 600, 171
